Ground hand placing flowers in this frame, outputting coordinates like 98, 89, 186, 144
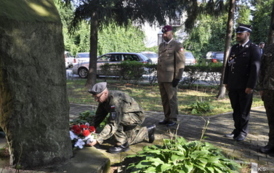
69, 123, 96, 149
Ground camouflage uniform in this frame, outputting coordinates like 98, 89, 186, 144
94, 90, 148, 146
258, 43, 274, 146
157, 39, 185, 122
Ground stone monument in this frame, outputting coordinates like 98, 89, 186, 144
0, 0, 73, 169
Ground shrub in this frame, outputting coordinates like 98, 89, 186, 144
124, 137, 241, 173
182, 64, 223, 86
119, 61, 145, 80
99, 61, 147, 81
187, 100, 214, 114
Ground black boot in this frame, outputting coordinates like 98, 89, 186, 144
147, 124, 156, 143
108, 142, 129, 154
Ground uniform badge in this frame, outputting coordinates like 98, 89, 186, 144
111, 113, 117, 120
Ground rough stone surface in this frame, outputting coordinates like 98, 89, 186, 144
0, 0, 72, 169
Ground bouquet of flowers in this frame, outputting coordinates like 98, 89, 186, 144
69, 123, 96, 149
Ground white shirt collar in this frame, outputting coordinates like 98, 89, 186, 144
164, 38, 173, 44
240, 40, 249, 47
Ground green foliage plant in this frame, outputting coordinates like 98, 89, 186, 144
125, 137, 241, 173
70, 110, 96, 125
119, 61, 145, 80
187, 99, 214, 115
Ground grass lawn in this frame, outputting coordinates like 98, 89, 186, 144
67, 79, 264, 116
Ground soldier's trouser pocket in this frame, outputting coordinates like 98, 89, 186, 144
121, 112, 144, 126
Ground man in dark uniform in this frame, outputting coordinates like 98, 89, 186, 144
157, 25, 185, 127
224, 24, 261, 141
86, 82, 156, 153
259, 42, 265, 55
258, 42, 274, 154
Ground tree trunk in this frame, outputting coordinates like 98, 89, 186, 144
0, 0, 72, 169
217, 0, 236, 100
85, 12, 98, 89
267, 2, 274, 45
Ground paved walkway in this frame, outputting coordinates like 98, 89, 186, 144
70, 104, 274, 173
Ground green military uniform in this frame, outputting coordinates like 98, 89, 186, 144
258, 43, 274, 148
157, 39, 185, 122
94, 90, 148, 146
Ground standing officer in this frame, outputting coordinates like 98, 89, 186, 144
258, 43, 274, 154
87, 82, 156, 153
259, 42, 265, 55
157, 25, 185, 127
224, 24, 261, 141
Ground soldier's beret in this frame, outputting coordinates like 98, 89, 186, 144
162, 25, 173, 33
236, 24, 252, 33
88, 82, 107, 95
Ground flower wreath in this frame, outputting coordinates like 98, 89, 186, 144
69, 123, 96, 149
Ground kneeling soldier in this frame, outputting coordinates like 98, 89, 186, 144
87, 82, 156, 153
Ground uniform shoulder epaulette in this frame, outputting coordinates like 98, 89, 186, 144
173, 40, 181, 44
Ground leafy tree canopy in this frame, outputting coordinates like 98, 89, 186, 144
251, 0, 274, 44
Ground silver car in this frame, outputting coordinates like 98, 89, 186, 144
72, 52, 152, 78
140, 52, 158, 64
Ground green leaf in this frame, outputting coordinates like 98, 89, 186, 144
205, 166, 215, 173
182, 163, 194, 173
143, 166, 156, 173
158, 163, 172, 172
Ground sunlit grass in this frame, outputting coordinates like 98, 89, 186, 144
67, 79, 264, 116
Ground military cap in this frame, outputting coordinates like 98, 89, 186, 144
162, 25, 173, 33
236, 24, 252, 33
88, 82, 107, 95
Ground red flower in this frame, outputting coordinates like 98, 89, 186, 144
71, 125, 79, 130
82, 129, 90, 137
74, 128, 82, 135
71, 125, 82, 135
89, 126, 96, 133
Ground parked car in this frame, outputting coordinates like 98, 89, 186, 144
72, 52, 152, 78
140, 51, 158, 64
185, 51, 196, 65
74, 52, 90, 65
64, 51, 75, 68
205, 51, 224, 63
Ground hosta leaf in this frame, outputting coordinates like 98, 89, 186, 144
158, 163, 172, 172
143, 166, 156, 173
213, 166, 224, 173
193, 163, 206, 170
205, 166, 215, 173
134, 160, 153, 169
147, 158, 165, 166
207, 156, 221, 163
182, 163, 194, 173
171, 154, 185, 161
176, 137, 187, 144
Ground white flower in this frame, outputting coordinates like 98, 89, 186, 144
83, 134, 95, 144
69, 131, 79, 140
74, 139, 85, 149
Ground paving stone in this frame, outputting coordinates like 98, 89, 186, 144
69, 104, 273, 171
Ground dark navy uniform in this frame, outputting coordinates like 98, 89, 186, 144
224, 41, 261, 139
